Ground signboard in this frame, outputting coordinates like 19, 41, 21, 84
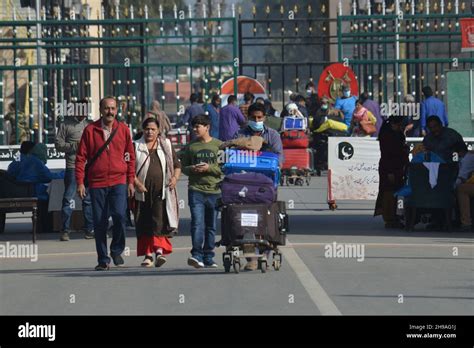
317, 63, 358, 103
460, 18, 474, 52
328, 137, 380, 200
0, 144, 66, 170
328, 137, 474, 201
220, 76, 268, 107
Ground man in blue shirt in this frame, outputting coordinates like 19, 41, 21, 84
334, 86, 357, 127
204, 95, 221, 139
421, 86, 448, 136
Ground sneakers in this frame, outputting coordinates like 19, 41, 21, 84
111, 254, 125, 267
244, 260, 258, 271
59, 231, 70, 241
155, 254, 167, 268
84, 230, 95, 239
94, 263, 110, 271
187, 257, 204, 269
204, 261, 218, 268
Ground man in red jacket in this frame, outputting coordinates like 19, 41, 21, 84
75, 97, 135, 271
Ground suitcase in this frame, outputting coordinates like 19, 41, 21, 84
223, 150, 281, 188
281, 130, 309, 149
282, 116, 307, 131
221, 172, 276, 205
220, 201, 288, 246
282, 148, 313, 170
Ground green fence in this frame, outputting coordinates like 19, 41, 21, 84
337, 0, 474, 104
0, 5, 238, 144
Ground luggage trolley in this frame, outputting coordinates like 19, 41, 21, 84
217, 202, 289, 274
280, 129, 313, 187
280, 148, 314, 186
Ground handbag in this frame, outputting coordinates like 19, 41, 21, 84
84, 126, 119, 187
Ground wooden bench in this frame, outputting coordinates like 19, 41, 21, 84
0, 198, 38, 243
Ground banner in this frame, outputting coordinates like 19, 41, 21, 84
0, 144, 65, 170
460, 18, 474, 52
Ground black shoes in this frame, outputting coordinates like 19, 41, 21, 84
111, 254, 125, 266
94, 264, 110, 271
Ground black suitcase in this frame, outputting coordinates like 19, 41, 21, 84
220, 201, 288, 246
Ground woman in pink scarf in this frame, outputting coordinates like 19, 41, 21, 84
350, 100, 377, 137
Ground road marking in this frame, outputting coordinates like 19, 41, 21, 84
283, 238, 342, 315
6, 241, 472, 259
283, 242, 474, 248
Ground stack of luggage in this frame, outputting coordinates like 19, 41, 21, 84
218, 149, 289, 273
280, 115, 313, 186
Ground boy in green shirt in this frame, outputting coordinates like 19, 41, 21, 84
181, 114, 223, 268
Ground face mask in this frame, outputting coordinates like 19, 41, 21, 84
321, 104, 328, 110
343, 91, 351, 98
249, 120, 264, 132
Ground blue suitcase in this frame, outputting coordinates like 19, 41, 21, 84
223, 149, 280, 187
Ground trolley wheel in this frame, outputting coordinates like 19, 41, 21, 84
295, 178, 304, 186
306, 177, 311, 186
272, 260, 281, 271
223, 258, 231, 273
259, 259, 267, 273
233, 259, 240, 274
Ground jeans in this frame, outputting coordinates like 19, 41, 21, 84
90, 184, 127, 265
61, 168, 93, 232
188, 189, 220, 264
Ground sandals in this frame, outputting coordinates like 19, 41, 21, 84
140, 256, 154, 267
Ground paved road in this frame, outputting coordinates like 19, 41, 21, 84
1, 175, 473, 315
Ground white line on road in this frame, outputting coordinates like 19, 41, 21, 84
283, 242, 474, 248
283, 238, 342, 315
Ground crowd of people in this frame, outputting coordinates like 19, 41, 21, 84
4, 79, 471, 272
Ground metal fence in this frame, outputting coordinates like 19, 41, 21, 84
238, 1, 333, 105
0, 3, 238, 144
1, 0, 474, 145
338, 0, 474, 103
